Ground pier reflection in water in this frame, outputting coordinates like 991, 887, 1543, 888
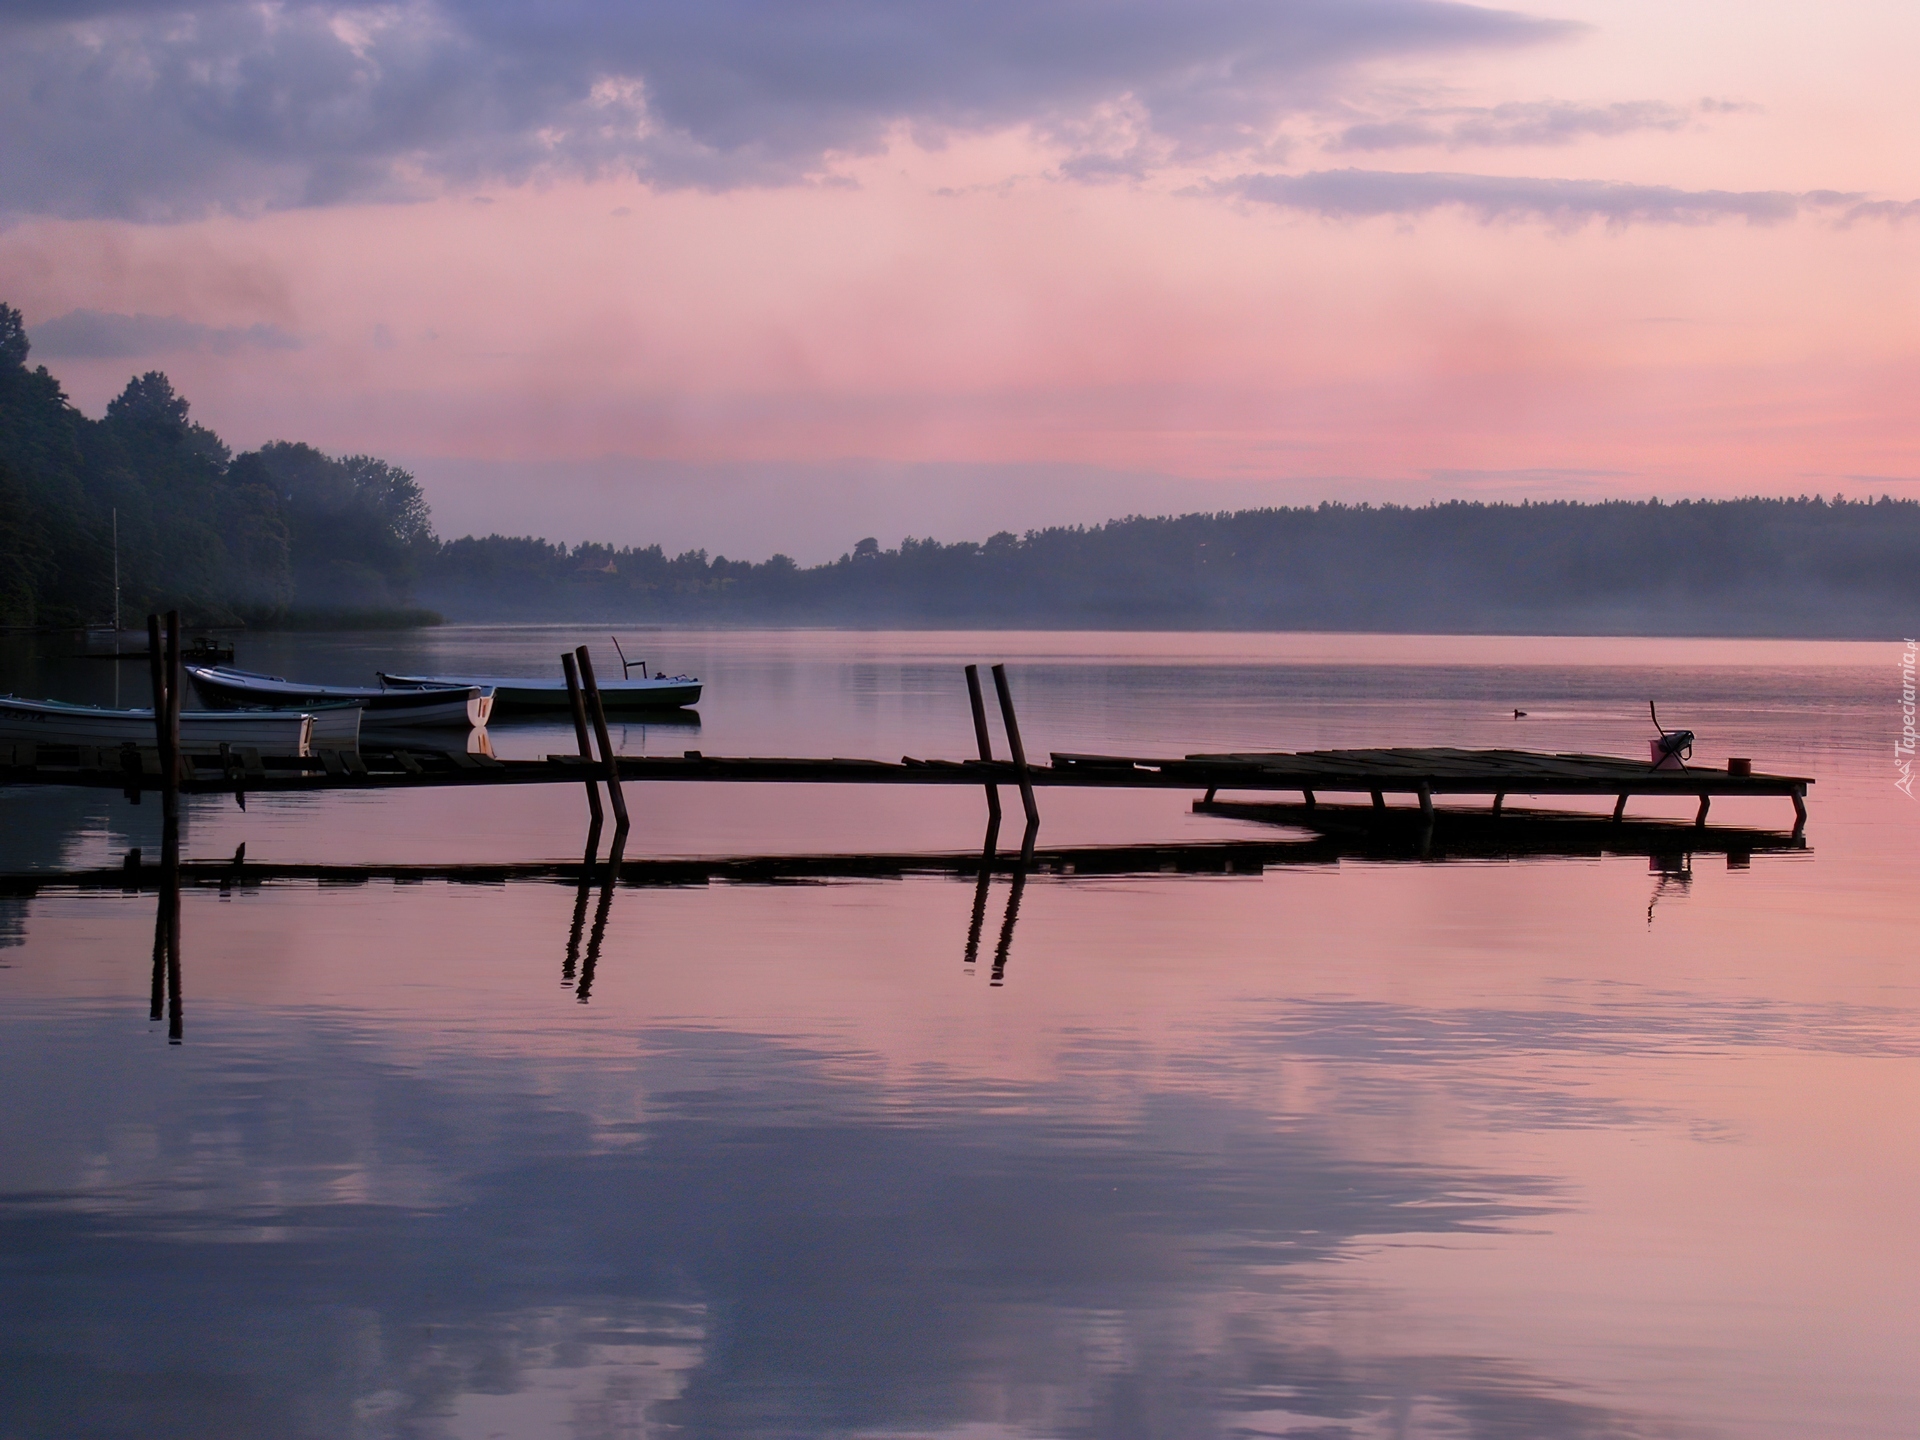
66, 808, 1802, 1037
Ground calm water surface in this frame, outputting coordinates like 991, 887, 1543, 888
1, 628, 1915, 1439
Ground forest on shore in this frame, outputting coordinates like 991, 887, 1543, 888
2, 303, 1914, 637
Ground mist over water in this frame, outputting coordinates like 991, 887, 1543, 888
2, 629, 1915, 1439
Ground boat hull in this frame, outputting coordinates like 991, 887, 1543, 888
377, 672, 701, 713
0, 697, 314, 754
188, 667, 489, 728
303, 704, 364, 749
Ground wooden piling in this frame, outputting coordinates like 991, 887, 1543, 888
964, 665, 1002, 831
560, 652, 604, 827
989, 664, 1040, 849
146, 614, 178, 826
574, 646, 630, 832
164, 610, 182, 791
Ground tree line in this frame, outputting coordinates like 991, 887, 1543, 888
3, 302, 1914, 636
419, 499, 1917, 636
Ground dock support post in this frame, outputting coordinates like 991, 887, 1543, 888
561, 652, 604, 828
990, 664, 1040, 861
1203, 787, 1216, 805
574, 647, 629, 834
1612, 794, 1628, 823
1371, 790, 1385, 813
1791, 786, 1807, 838
964, 665, 1002, 835
1695, 793, 1711, 827
1491, 792, 1504, 817
164, 611, 182, 798
1302, 789, 1316, 810
147, 613, 182, 825
1417, 783, 1433, 823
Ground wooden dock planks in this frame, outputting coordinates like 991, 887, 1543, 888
0, 740, 1811, 830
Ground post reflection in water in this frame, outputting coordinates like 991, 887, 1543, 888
575, 822, 626, 1004
143, 824, 184, 1043
989, 868, 1026, 988
561, 816, 602, 987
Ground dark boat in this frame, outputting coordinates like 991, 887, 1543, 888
187, 666, 491, 728
378, 670, 700, 714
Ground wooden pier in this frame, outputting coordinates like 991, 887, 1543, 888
0, 740, 1812, 831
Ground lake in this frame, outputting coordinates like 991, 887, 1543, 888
1, 627, 1914, 1439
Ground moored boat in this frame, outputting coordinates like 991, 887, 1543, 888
377, 670, 701, 714
0, 695, 315, 754
188, 666, 491, 728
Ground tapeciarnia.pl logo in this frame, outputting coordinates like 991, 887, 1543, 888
1898, 638, 1917, 798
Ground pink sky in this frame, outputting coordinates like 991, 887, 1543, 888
2, 0, 1917, 558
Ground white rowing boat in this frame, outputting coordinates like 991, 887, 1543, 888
188, 666, 491, 728
0, 696, 316, 754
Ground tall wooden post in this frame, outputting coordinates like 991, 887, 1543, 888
990, 665, 1040, 859
146, 614, 178, 825
574, 646, 630, 833
964, 665, 1002, 831
561, 652, 604, 827
164, 610, 183, 787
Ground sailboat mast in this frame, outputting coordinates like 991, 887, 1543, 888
112, 508, 120, 637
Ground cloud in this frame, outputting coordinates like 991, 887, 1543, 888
30, 308, 302, 359
1215, 167, 1839, 226
1330, 99, 1693, 152
1839, 198, 1920, 224
0, 0, 1575, 219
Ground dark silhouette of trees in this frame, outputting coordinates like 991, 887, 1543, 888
0, 305, 428, 624
409, 496, 1918, 636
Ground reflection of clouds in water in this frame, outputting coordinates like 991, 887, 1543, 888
0, 1021, 1685, 1439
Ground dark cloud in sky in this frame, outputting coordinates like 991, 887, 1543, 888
0, 0, 1574, 219
30, 308, 302, 359
1216, 167, 1844, 226
1329, 99, 1692, 152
